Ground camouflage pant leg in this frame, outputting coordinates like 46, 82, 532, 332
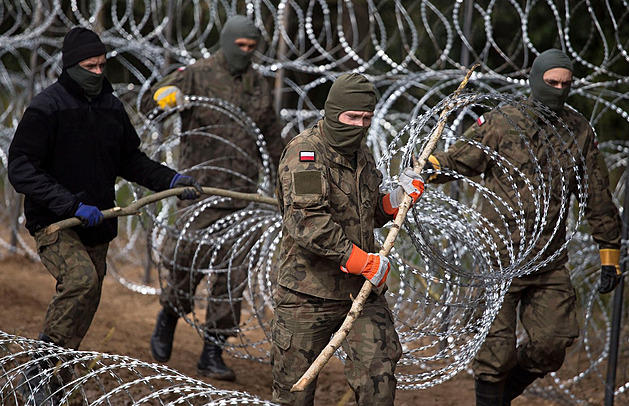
471, 283, 519, 383
159, 231, 205, 315
516, 267, 578, 373
271, 287, 401, 406
35, 229, 108, 350
342, 293, 401, 405
201, 263, 248, 336
203, 209, 263, 334
159, 208, 235, 315
473, 266, 579, 381
160, 208, 249, 335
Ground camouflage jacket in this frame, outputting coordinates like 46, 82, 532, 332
277, 121, 393, 300
432, 104, 621, 272
142, 50, 285, 208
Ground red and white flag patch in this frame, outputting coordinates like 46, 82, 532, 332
300, 151, 315, 162
477, 115, 486, 126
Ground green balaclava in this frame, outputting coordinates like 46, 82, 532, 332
322, 73, 377, 156
220, 15, 260, 72
67, 64, 105, 98
529, 49, 574, 112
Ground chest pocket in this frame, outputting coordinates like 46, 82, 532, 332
99, 120, 124, 163
361, 168, 381, 211
58, 120, 83, 136
500, 132, 533, 168
328, 166, 353, 214
549, 149, 578, 201
497, 132, 537, 187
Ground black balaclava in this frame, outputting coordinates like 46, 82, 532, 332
62, 27, 107, 98
322, 73, 376, 156
220, 15, 260, 73
67, 65, 105, 98
529, 49, 574, 112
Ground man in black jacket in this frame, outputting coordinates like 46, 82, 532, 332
8, 27, 202, 406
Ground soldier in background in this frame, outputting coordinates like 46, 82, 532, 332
144, 15, 285, 381
271, 73, 425, 405
8, 27, 201, 405
425, 49, 622, 405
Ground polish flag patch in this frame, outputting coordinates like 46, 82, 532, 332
300, 151, 315, 162
477, 115, 486, 126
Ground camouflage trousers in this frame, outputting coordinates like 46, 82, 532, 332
160, 207, 250, 335
472, 266, 579, 382
35, 229, 108, 350
271, 286, 402, 406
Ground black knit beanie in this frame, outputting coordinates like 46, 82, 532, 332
62, 27, 107, 68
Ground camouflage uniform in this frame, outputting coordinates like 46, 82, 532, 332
272, 121, 402, 405
143, 50, 284, 202
159, 207, 257, 334
432, 104, 622, 382
143, 50, 285, 333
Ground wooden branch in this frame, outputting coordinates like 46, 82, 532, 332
43, 186, 278, 235
291, 64, 480, 392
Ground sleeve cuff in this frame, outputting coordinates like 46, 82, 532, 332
383, 193, 398, 216
600, 248, 620, 266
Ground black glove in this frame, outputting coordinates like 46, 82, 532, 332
598, 265, 622, 294
422, 155, 441, 182
424, 160, 434, 173
170, 173, 203, 200
75, 203, 104, 227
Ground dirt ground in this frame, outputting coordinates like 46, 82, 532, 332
0, 253, 565, 406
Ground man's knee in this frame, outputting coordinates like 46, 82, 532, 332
65, 264, 101, 296
271, 378, 315, 406
518, 336, 574, 373
350, 370, 397, 405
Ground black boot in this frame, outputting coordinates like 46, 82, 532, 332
16, 334, 63, 406
150, 308, 178, 362
475, 378, 504, 406
197, 338, 236, 381
17, 362, 61, 406
501, 365, 543, 405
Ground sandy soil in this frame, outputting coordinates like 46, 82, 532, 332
0, 253, 565, 405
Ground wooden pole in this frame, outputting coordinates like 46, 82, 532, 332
43, 186, 278, 235
291, 64, 479, 392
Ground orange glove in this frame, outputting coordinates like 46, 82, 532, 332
341, 244, 390, 287
383, 167, 425, 216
